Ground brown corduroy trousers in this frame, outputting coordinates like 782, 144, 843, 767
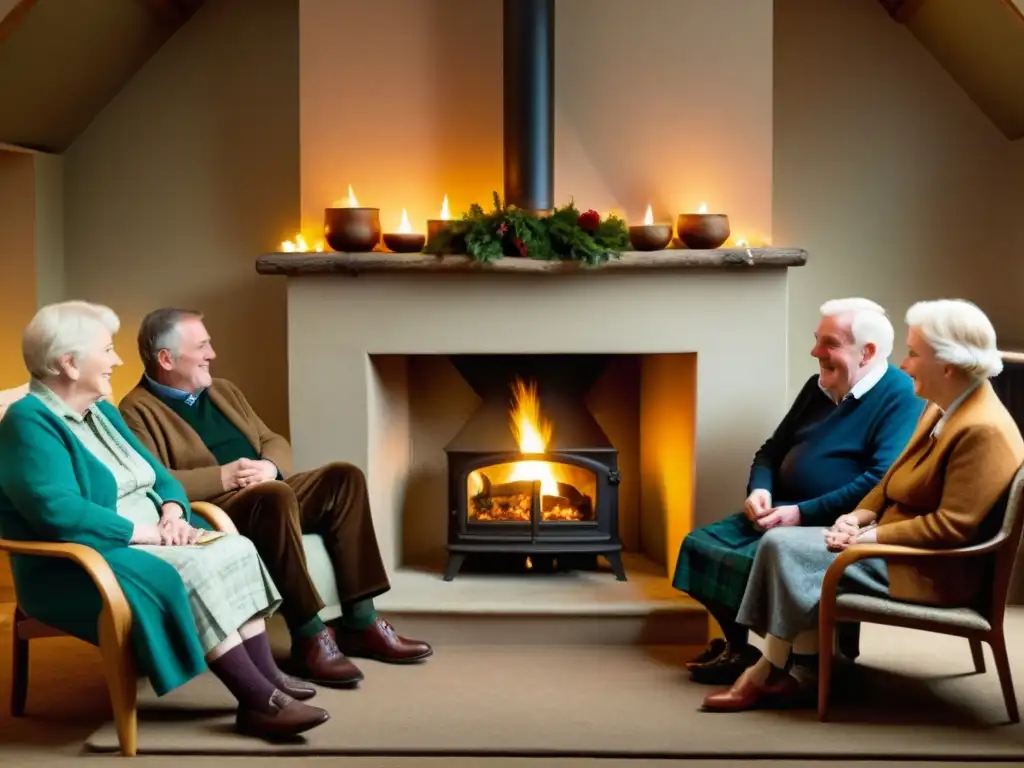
213, 461, 391, 627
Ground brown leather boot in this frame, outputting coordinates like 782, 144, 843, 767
333, 619, 433, 664
236, 690, 330, 740
291, 628, 364, 687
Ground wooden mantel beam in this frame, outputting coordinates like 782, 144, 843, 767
255, 248, 809, 277
0, 0, 37, 46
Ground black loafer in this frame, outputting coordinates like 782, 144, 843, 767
690, 644, 762, 686
686, 638, 728, 670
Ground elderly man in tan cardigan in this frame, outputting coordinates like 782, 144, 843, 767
119, 308, 432, 689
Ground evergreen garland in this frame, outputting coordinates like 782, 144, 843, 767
425, 192, 630, 267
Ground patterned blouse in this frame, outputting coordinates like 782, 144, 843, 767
29, 379, 164, 527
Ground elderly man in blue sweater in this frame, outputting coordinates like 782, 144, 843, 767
674, 297, 924, 685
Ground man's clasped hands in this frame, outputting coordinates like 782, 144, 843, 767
133, 458, 278, 546
743, 489, 865, 552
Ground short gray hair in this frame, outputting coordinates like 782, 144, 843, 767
137, 307, 203, 377
22, 301, 120, 380
819, 297, 895, 361
905, 299, 1003, 379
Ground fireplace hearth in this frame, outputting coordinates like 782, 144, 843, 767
443, 355, 625, 582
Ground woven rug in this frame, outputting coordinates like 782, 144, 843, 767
85, 622, 1024, 758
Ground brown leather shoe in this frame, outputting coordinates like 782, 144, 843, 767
291, 628, 364, 687
701, 666, 807, 712
333, 619, 433, 663
236, 690, 330, 740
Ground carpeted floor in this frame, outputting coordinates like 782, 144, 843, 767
86, 620, 1024, 759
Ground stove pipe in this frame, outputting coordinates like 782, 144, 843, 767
503, 0, 554, 214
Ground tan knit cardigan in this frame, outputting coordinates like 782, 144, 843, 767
119, 378, 293, 501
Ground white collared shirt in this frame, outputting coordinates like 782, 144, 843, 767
931, 378, 983, 438
819, 362, 888, 405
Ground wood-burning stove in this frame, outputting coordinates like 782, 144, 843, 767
442, 355, 626, 581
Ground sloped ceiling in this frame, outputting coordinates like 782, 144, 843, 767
880, 0, 1024, 140
0, 0, 203, 152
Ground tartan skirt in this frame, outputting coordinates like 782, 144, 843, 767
134, 533, 282, 653
672, 511, 764, 614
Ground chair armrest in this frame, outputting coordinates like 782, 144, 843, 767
0, 538, 131, 636
821, 539, 999, 607
189, 501, 238, 534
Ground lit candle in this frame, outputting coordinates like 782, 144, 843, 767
324, 184, 381, 252
427, 194, 452, 242
676, 201, 730, 249
628, 204, 672, 251
383, 208, 426, 253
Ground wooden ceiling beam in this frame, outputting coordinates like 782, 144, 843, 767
141, 0, 203, 26
0, 0, 38, 46
876, 0, 928, 23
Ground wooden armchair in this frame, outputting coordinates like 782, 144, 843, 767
818, 464, 1024, 722
1, 501, 236, 757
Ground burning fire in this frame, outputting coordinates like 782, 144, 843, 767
440, 194, 451, 220
397, 208, 413, 234
643, 204, 654, 226
697, 202, 708, 214
507, 378, 560, 498
280, 233, 324, 252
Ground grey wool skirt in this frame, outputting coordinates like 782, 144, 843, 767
735, 526, 889, 641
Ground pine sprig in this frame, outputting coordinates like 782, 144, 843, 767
425, 192, 629, 266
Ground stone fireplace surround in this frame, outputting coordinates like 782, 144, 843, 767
256, 251, 805, 615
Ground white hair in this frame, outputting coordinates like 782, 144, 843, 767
819, 297, 895, 361
905, 299, 1003, 379
22, 301, 120, 380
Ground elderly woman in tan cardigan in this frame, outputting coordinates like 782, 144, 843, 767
702, 298, 1024, 712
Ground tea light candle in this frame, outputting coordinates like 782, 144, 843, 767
676, 202, 730, 249
628, 204, 672, 251
427, 194, 452, 242
383, 209, 426, 253
323, 185, 382, 252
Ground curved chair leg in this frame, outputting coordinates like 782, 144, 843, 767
989, 631, 1019, 724
10, 608, 28, 717
969, 638, 986, 674
818, 608, 836, 720
98, 606, 138, 756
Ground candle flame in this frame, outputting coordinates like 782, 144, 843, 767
398, 208, 412, 234
440, 194, 451, 220
331, 184, 360, 209
643, 204, 654, 226
735, 238, 748, 248
697, 202, 708, 214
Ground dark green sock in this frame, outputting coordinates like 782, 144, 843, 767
290, 614, 326, 641
340, 598, 377, 630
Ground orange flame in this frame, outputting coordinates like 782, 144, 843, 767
508, 378, 559, 497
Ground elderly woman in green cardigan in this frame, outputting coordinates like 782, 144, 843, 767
0, 301, 329, 740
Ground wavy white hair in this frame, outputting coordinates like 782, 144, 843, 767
22, 300, 120, 380
905, 299, 1002, 379
819, 297, 895, 361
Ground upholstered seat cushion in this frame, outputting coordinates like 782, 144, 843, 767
302, 533, 342, 622
0, 384, 29, 421
836, 592, 991, 633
